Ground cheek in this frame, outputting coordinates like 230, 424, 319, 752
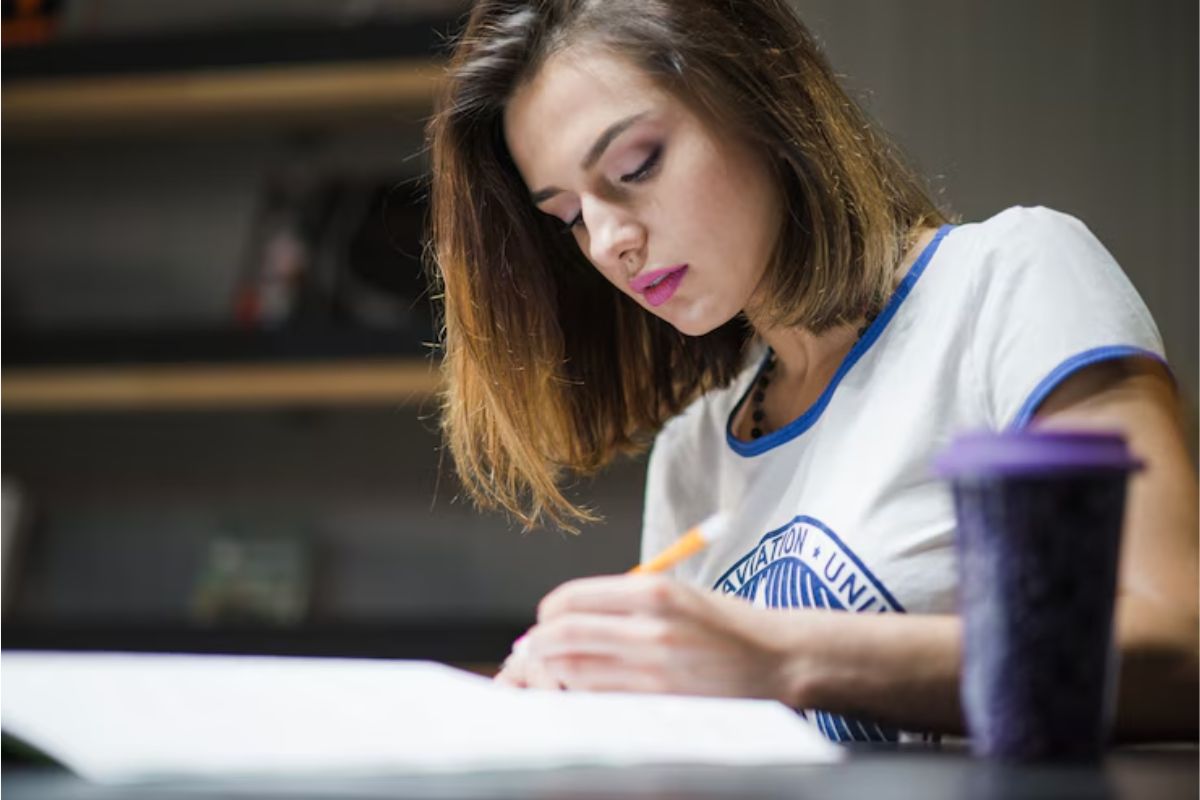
712, 162, 778, 279
675, 163, 772, 283
670, 140, 771, 262
662, 146, 725, 235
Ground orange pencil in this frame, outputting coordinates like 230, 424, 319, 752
628, 511, 732, 574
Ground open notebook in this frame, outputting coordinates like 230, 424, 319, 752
2, 651, 841, 783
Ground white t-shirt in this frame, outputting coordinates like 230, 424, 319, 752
640, 206, 1166, 743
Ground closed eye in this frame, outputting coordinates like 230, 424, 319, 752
562, 211, 584, 233
560, 145, 664, 233
620, 144, 662, 184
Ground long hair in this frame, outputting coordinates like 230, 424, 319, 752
426, 0, 946, 531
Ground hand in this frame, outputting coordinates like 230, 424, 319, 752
493, 632, 564, 690
509, 573, 794, 700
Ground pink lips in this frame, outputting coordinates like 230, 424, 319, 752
631, 265, 688, 307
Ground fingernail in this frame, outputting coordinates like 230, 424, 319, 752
512, 634, 529, 655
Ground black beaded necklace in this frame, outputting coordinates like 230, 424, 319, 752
748, 353, 776, 439
748, 310, 880, 440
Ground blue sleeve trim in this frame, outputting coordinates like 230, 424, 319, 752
1008, 346, 1170, 429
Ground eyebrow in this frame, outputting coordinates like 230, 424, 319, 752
530, 111, 649, 205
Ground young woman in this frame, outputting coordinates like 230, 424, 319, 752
425, 0, 1197, 742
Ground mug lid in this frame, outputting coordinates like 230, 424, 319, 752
932, 430, 1144, 478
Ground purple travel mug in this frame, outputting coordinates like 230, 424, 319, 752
934, 430, 1142, 761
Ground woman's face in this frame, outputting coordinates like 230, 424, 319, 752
504, 48, 782, 336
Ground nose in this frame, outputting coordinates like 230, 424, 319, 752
581, 195, 645, 277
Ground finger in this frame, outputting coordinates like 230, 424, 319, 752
520, 648, 569, 691
492, 627, 536, 687
537, 574, 688, 622
493, 667, 527, 687
493, 655, 528, 687
526, 612, 675, 660
542, 653, 669, 694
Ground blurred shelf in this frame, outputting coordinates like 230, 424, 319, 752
2, 358, 442, 412
2, 20, 456, 137
3, 59, 443, 137
4, 326, 434, 366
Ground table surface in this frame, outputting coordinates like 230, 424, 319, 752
3, 744, 1196, 800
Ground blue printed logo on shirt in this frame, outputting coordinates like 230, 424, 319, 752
712, 515, 905, 743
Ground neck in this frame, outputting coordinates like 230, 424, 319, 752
745, 225, 940, 402
755, 226, 940, 380
755, 323, 858, 388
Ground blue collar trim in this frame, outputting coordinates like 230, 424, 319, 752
725, 224, 955, 458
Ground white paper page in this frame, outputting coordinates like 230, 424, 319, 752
1, 651, 842, 783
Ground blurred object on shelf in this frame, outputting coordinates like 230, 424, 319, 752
233, 168, 432, 334
233, 170, 320, 330
1, 478, 36, 617
2, 0, 66, 47
4, 148, 431, 351
334, 176, 432, 332
190, 527, 313, 627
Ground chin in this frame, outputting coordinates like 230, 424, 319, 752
664, 305, 733, 338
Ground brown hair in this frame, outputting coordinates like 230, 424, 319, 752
425, 0, 947, 531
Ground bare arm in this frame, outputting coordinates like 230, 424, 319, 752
1030, 357, 1199, 741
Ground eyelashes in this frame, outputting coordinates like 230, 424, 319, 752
561, 144, 664, 233
621, 143, 663, 184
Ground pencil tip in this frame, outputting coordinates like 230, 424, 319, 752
698, 511, 732, 542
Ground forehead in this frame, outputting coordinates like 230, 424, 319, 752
504, 48, 670, 186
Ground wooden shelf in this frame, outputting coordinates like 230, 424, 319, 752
2, 59, 443, 137
1, 358, 443, 412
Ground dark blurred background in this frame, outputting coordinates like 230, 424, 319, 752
2, 0, 1196, 664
